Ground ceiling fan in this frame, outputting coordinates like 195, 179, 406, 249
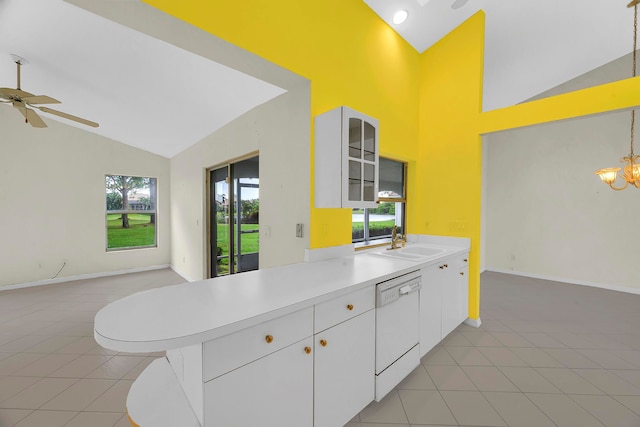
0, 54, 99, 128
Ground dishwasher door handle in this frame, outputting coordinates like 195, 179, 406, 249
399, 284, 419, 295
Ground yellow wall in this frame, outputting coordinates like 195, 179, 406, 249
142, 0, 421, 249
414, 12, 485, 319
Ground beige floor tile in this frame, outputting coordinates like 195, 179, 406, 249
460, 331, 503, 347
12, 410, 77, 427
490, 332, 535, 347
446, 346, 493, 366
477, 347, 528, 367
0, 354, 46, 376
65, 411, 123, 427
461, 366, 518, 392
0, 353, 12, 362
483, 391, 555, 427
113, 414, 135, 427
21, 336, 79, 354
86, 356, 147, 380
613, 350, 640, 368
85, 380, 132, 412
440, 331, 473, 347
576, 348, 638, 369
541, 348, 601, 368
12, 354, 79, 377
395, 365, 436, 390
122, 357, 156, 380
614, 395, 640, 415
536, 367, 604, 394
518, 332, 567, 348
0, 336, 52, 354
510, 347, 564, 367
397, 389, 457, 425
426, 365, 477, 391
0, 377, 40, 402
40, 378, 116, 411
358, 390, 408, 424
547, 332, 600, 349
612, 370, 640, 389
440, 390, 506, 426
526, 393, 605, 427
0, 378, 77, 409
49, 355, 112, 378
498, 367, 561, 393
54, 337, 100, 355
570, 394, 640, 426
0, 408, 32, 426
421, 346, 457, 366
574, 369, 640, 395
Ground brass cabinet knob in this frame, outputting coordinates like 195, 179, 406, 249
320, 339, 327, 347
460, 272, 465, 276
439, 265, 444, 269
463, 259, 468, 262
265, 335, 274, 344
444, 264, 448, 268
304, 346, 312, 354
347, 304, 354, 311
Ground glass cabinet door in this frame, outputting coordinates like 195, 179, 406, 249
346, 114, 377, 204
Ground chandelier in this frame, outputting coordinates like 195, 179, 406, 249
594, 0, 640, 190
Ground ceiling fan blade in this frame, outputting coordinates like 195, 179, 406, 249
451, 0, 469, 9
13, 102, 48, 128
37, 106, 99, 128
0, 87, 35, 99
22, 95, 61, 105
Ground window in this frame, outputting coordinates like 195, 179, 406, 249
105, 175, 157, 250
352, 158, 406, 245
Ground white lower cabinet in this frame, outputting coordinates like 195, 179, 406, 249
314, 309, 375, 427
204, 337, 314, 427
419, 264, 442, 357
420, 253, 470, 353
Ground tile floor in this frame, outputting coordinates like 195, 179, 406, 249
0, 269, 639, 426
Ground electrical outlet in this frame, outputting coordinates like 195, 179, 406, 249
296, 223, 304, 238
263, 225, 271, 237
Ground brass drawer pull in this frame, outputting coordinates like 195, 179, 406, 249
265, 335, 274, 344
320, 339, 327, 347
347, 304, 354, 311
460, 272, 465, 276
463, 259, 468, 262
304, 346, 312, 354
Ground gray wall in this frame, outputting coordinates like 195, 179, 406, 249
484, 52, 640, 291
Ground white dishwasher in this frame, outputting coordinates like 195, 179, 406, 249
375, 270, 422, 401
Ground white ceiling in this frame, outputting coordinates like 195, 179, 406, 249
0, 0, 286, 158
364, 0, 635, 111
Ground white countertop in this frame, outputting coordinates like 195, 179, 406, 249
94, 238, 469, 353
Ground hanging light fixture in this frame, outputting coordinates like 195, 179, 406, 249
594, 1, 640, 190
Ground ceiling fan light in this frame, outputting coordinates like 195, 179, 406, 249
392, 10, 408, 25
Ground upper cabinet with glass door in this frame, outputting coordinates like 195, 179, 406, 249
315, 106, 379, 208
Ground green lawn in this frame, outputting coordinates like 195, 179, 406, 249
215, 223, 259, 275
352, 219, 395, 240
107, 213, 156, 249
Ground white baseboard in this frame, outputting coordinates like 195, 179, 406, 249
0, 264, 171, 292
170, 265, 196, 283
464, 317, 482, 328
486, 268, 640, 295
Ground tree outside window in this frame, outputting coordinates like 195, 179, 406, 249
105, 175, 157, 250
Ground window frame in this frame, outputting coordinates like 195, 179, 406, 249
353, 158, 407, 249
105, 175, 158, 251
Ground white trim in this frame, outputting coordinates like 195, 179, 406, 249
170, 265, 196, 283
464, 317, 482, 328
304, 244, 354, 262
0, 264, 171, 292
486, 268, 640, 295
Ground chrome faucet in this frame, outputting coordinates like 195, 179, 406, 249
388, 225, 406, 250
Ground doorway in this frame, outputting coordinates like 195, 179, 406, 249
208, 155, 260, 278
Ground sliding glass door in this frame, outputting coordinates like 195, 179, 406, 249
209, 156, 259, 277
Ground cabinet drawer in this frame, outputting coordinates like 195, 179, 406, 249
314, 286, 374, 333
204, 307, 313, 381
454, 254, 469, 269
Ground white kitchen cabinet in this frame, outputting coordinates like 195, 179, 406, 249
441, 255, 470, 338
314, 309, 375, 427
419, 264, 442, 357
458, 258, 470, 327
315, 106, 379, 208
204, 337, 314, 427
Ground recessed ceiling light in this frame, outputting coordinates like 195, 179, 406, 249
392, 10, 408, 25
